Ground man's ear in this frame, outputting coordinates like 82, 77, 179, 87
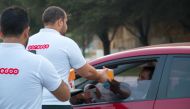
58, 18, 63, 27
23, 26, 30, 38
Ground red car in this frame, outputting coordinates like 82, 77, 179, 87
71, 43, 190, 109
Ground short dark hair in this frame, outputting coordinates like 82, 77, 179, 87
142, 66, 155, 80
0, 6, 29, 37
42, 6, 66, 24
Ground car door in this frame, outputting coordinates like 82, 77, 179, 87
154, 55, 190, 109
73, 55, 166, 109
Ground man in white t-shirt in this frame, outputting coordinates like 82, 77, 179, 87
0, 6, 70, 109
27, 6, 108, 109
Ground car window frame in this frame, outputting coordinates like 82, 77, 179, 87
73, 55, 167, 107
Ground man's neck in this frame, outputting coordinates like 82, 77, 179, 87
44, 25, 65, 36
44, 25, 59, 31
3, 36, 23, 45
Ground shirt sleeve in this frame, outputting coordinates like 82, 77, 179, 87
65, 39, 86, 69
120, 82, 131, 93
38, 57, 62, 91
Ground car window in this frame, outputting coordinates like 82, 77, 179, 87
71, 59, 159, 105
75, 77, 86, 87
114, 60, 156, 101
167, 57, 190, 98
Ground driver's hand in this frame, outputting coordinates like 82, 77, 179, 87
83, 91, 92, 99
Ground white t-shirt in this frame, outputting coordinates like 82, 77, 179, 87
0, 43, 62, 109
128, 80, 151, 100
27, 28, 86, 105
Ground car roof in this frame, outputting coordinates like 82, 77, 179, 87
89, 42, 190, 65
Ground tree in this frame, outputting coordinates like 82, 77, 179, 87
1, 0, 190, 54
122, 0, 190, 45
57, 0, 131, 55
56, 0, 161, 54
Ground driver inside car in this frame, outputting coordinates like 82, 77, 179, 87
70, 79, 131, 104
127, 66, 155, 100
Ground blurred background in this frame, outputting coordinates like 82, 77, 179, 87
0, 0, 190, 60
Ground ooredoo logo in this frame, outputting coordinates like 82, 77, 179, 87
0, 68, 19, 75
28, 44, 49, 50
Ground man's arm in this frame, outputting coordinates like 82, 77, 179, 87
110, 80, 131, 99
65, 39, 108, 82
76, 63, 108, 83
51, 81, 70, 101
39, 57, 70, 101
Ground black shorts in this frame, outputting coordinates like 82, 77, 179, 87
42, 105, 73, 109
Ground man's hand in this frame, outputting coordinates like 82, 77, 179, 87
96, 67, 109, 83
83, 91, 92, 99
109, 79, 131, 99
76, 64, 109, 83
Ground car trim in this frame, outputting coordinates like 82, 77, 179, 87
89, 46, 190, 66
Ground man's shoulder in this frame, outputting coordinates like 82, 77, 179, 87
55, 36, 79, 49
29, 32, 41, 41
59, 36, 76, 43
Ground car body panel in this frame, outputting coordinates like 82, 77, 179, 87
89, 45, 190, 66
74, 100, 154, 109
154, 98, 190, 109
73, 95, 190, 109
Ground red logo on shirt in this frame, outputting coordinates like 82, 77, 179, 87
0, 68, 19, 75
28, 44, 49, 50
